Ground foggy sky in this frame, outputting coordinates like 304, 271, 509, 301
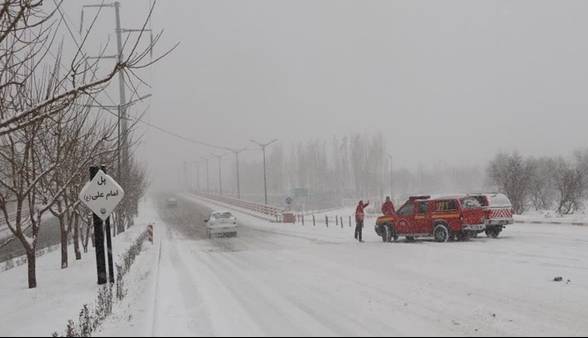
67, 1, 588, 190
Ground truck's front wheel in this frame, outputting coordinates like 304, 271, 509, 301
434, 224, 450, 243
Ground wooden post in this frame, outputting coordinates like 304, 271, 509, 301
90, 166, 107, 285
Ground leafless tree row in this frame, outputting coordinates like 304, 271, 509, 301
0, 0, 161, 288
488, 151, 588, 215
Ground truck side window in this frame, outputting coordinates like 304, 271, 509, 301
436, 200, 457, 212
397, 203, 414, 216
448, 200, 457, 210
417, 201, 428, 214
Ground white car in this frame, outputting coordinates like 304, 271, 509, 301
205, 211, 238, 238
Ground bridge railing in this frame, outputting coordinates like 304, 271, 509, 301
194, 192, 284, 219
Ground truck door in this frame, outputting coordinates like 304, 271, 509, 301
414, 201, 430, 234
395, 201, 415, 234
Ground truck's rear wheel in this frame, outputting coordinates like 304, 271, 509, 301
458, 232, 471, 241
434, 224, 450, 243
486, 228, 501, 238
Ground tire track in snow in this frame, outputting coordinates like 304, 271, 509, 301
194, 248, 340, 336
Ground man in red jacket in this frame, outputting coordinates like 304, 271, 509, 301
355, 200, 369, 242
381, 196, 396, 216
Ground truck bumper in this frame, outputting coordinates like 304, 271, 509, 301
486, 219, 513, 226
462, 224, 485, 232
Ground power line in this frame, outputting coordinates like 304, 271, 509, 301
53, 0, 234, 155
134, 117, 228, 151
83, 94, 230, 152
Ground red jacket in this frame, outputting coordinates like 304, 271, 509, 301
355, 201, 369, 221
381, 201, 395, 216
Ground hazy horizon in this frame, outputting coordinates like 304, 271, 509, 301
62, 0, 588, 191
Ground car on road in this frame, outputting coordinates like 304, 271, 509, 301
205, 211, 238, 239
166, 197, 178, 208
375, 195, 487, 242
468, 193, 514, 238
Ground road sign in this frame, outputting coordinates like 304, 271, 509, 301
79, 169, 125, 221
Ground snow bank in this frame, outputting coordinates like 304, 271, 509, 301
0, 199, 158, 337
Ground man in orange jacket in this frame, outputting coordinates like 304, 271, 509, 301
381, 196, 396, 216
355, 200, 369, 242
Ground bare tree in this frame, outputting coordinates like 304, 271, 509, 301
527, 157, 557, 211
0, 0, 169, 287
553, 157, 585, 215
487, 152, 534, 214
37, 104, 117, 269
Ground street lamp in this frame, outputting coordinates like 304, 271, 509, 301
201, 156, 211, 194
225, 147, 248, 199
387, 153, 393, 198
185, 160, 201, 192
250, 139, 278, 205
210, 153, 226, 195
183, 161, 189, 191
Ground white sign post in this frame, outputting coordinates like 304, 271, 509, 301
80, 168, 124, 285
79, 169, 125, 220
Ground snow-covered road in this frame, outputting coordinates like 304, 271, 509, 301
99, 195, 588, 337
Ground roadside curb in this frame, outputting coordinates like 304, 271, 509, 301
514, 219, 588, 226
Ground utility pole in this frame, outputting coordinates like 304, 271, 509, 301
250, 139, 278, 205
81, 2, 152, 232
226, 147, 247, 199
113, 1, 129, 193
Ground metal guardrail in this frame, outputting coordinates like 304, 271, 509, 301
195, 192, 284, 219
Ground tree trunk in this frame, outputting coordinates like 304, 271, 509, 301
73, 213, 81, 260
59, 215, 68, 269
83, 221, 90, 253
26, 251, 37, 289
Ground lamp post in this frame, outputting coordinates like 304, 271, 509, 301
226, 147, 248, 199
387, 153, 393, 198
211, 153, 226, 195
201, 156, 211, 193
250, 139, 278, 205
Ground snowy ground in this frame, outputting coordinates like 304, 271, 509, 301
95, 193, 588, 337
0, 204, 157, 337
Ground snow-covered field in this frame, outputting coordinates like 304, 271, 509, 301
0, 204, 158, 337
94, 194, 588, 336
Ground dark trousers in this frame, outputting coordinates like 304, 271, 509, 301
354, 219, 364, 241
